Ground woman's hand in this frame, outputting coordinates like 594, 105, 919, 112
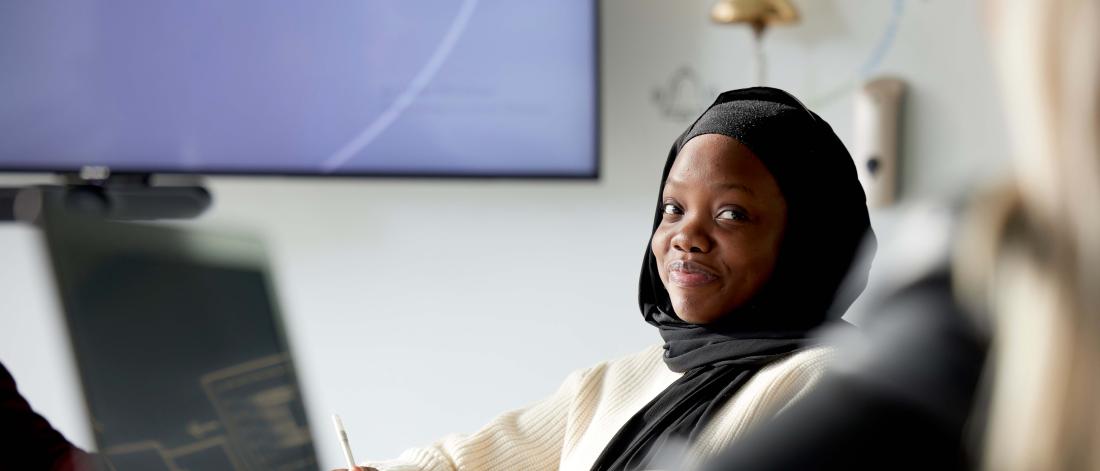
331, 467, 377, 471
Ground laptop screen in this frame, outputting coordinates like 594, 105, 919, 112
41, 214, 317, 470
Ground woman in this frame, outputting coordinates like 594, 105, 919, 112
351, 87, 874, 471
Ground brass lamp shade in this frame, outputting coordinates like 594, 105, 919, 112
711, 0, 799, 29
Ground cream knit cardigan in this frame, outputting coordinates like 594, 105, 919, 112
365, 344, 832, 471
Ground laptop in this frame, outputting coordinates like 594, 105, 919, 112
39, 211, 319, 470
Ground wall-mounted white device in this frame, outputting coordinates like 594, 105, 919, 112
853, 77, 907, 208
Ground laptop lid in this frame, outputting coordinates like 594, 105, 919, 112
40, 212, 318, 470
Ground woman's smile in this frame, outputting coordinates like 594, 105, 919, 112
668, 260, 720, 287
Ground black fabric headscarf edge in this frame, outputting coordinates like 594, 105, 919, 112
641, 87, 875, 372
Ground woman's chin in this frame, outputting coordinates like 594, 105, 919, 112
676, 314, 712, 324
671, 302, 722, 325
672, 292, 750, 325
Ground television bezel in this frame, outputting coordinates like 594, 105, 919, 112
0, 2, 601, 181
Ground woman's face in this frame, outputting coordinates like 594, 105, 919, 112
651, 134, 788, 324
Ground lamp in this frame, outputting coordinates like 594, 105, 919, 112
710, 0, 800, 84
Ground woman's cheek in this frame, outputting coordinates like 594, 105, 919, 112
651, 230, 671, 281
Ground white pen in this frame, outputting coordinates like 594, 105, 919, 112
332, 414, 357, 470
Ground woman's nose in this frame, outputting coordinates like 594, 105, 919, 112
671, 216, 711, 253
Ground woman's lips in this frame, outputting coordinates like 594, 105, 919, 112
668, 260, 719, 287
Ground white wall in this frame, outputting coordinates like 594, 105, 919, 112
0, 1, 1007, 468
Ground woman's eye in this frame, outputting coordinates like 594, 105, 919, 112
662, 203, 682, 215
717, 208, 747, 221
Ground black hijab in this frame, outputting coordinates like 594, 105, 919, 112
590, 87, 875, 471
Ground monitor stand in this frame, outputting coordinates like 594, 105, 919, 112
0, 172, 211, 222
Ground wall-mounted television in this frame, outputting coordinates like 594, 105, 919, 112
0, 0, 598, 178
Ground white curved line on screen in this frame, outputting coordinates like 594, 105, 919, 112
807, 0, 906, 109
321, 0, 480, 171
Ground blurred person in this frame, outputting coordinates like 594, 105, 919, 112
338, 87, 875, 471
699, 0, 1100, 469
1, 361, 103, 470
970, 0, 1100, 467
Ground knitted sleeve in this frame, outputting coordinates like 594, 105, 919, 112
363, 366, 591, 471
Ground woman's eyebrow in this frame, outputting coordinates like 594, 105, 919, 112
664, 179, 755, 196
714, 182, 755, 196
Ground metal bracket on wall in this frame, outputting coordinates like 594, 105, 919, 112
0, 172, 211, 222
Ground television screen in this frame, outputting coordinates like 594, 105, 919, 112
0, 0, 598, 177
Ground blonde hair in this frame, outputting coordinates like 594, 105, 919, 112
955, 0, 1100, 468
